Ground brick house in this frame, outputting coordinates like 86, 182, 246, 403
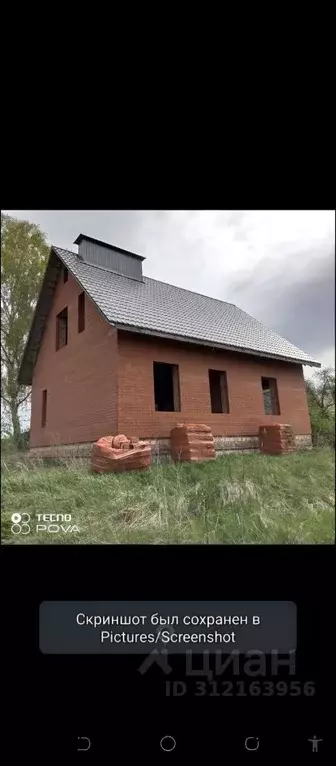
18, 234, 320, 459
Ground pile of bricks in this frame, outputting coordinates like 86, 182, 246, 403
91, 434, 151, 473
259, 424, 296, 455
170, 423, 216, 462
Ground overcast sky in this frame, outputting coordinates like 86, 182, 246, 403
4, 210, 335, 379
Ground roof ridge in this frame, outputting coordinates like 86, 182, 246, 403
53, 246, 143, 282
54, 245, 77, 255
53, 245, 238, 308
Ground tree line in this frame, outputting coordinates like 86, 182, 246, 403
1, 214, 49, 446
306, 368, 335, 447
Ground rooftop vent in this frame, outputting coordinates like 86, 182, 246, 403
74, 234, 145, 282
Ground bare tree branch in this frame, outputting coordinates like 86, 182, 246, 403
17, 390, 31, 406
0, 341, 12, 367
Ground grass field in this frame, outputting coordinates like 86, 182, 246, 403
1, 448, 335, 545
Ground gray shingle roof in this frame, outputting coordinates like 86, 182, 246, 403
53, 246, 320, 367
18, 244, 320, 385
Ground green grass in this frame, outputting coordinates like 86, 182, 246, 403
1, 448, 335, 544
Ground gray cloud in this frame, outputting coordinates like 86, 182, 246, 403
229, 248, 335, 363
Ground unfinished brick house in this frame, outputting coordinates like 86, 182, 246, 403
18, 234, 320, 459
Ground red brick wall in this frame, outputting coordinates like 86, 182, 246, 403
30, 270, 118, 447
30, 281, 311, 448
117, 331, 311, 438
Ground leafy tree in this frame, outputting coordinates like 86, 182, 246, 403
1, 214, 49, 446
306, 367, 335, 447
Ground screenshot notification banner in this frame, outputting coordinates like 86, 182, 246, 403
39, 600, 297, 654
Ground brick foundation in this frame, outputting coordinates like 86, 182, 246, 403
29, 442, 93, 459
295, 434, 313, 450
28, 433, 312, 463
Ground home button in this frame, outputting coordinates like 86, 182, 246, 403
160, 735, 176, 752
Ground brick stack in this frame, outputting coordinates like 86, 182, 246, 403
91, 434, 151, 473
170, 423, 216, 462
258, 424, 296, 455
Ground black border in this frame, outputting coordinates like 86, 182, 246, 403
2, 543, 335, 756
